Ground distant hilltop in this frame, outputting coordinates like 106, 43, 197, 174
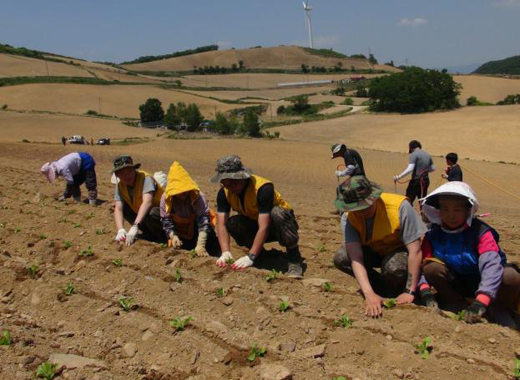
120, 45, 399, 74
473, 55, 520, 75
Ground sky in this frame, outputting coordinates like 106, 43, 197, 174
1, 0, 519, 69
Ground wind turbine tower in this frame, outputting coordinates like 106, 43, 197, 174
303, 1, 314, 49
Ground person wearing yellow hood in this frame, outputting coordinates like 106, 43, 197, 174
112, 155, 165, 245
160, 161, 219, 256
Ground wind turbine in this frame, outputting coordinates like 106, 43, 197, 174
303, 1, 314, 49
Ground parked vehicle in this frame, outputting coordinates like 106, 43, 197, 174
96, 138, 111, 145
68, 135, 86, 144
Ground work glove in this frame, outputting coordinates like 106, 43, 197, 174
393, 174, 400, 182
216, 251, 233, 268
335, 170, 344, 178
115, 229, 127, 242
167, 232, 182, 249
231, 255, 254, 270
89, 199, 97, 206
194, 231, 209, 257
125, 225, 139, 246
420, 288, 439, 309
57, 195, 66, 202
464, 300, 487, 324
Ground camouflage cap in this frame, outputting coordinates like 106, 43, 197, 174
111, 155, 141, 173
334, 175, 383, 212
210, 155, 252, 183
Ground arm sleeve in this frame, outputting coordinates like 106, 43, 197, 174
475, 231, 504, 299
257, 184, 275, 214
398, 163, 415, 179
159, 195, 175, 237
398, 201, 427, 245
339, 165, 356, 176
142, 176, 157, 195
60, 167, 74, 185
194, 192, 211, 231
216, 188, 231, 213
344, 220, 362, 244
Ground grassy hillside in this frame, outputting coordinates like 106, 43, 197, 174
473, 55, 520, 75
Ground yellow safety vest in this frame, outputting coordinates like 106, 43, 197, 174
224, 175, 291, 220
118, 170, 164, 214
348, 193, 406, 255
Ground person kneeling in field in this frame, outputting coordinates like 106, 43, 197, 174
333, 176, 426, 317
419, 182, 520, 327
211, 155, 304, 278
160, 161, 220, 257
41, 152, 97, 205
112, 155, 165, 246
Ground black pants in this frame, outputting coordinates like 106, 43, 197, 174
123, 203, 166, 243
226, 207, 301, 262
64, 169, 97, 200
406, 177, 430, 205
334, 245, 408, 297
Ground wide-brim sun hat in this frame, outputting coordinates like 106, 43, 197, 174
421, 181, 478, 226
111, 155, 141, 173
210, 155, 252, 183
334, 175, 383, 212
41, 162, 56, 183
331, 143, 346, 159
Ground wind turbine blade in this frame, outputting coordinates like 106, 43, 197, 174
302, 1, 307, 9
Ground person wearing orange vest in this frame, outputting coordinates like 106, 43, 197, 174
210, 155, 304, 278
333, 176, 426, 317
112, 155, 165, 246
160, 161, 220, 257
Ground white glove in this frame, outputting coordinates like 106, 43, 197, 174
125, 225, 139, 246
168, 232, 182, 249
115, 229, 127, 242
216, 251, 233, 268
89, 199, 97, 206
335, 170, 345, 178
393, 174, 400, 182
57, 195, 66, 202
231, 255, 254, 270
194, 231, 209, 257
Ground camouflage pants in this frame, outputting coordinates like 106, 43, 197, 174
334, 245, 408, 297
226, 207, 299, 250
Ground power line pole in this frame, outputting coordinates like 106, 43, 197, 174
45, 61, 49, 76
98, 97, 101, 114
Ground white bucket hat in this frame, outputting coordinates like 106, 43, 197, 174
40, 162, 56, 183
421, 181, 479, 227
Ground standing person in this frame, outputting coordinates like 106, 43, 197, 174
441, 152, 463, 182
61, 136, 67, 146
160, 161, 220, 257
393, 140, 435, 205
112, 155, 165, 245
211, 155, 304, 277
331, 143, 365, 177
40, 152, 97, 205
333, 176, 426, 318
420, 182, 520, 327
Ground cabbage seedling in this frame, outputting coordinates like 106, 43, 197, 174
265, 269, 280, 282
112, 258, 123, 267
0, 330, 11, 345
415, 337, 432, 359
279, 300, 290, 312
322, 282, 332, 292
334, 315, 353, 328
383, 298, 397, 308
28, 264, 40, 278
36, 362, 58, 379
174, 268, 183, 283
63, 283, 75, 296
247, 343, 267, 361
79, 246, 93, 257
169, 316, 192, 331
118, 297, 134, 312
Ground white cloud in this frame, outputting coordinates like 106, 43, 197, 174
397, 17, 428, 27
492, 0, 520, 7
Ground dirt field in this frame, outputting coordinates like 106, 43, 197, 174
0, 84, 262, 119
0, 54, 94, 78
455, 75, 520, 104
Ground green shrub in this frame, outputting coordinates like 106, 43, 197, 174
341, 97, 354, 105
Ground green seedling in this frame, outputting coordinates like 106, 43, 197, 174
73, 222, 81, 228
14, 227, 22, 233
316, 243, 326, 253
247, 343, 267, 362
36, 362, 58, 379
174, 268, 183, 283
216, 287, 226, 297
456, 310, 466, 321
322, 282, 332, 292
383, 298, 397, 308
28, 264, 40, 278
279, 300, 290, 312
95, 228, 106, 235
112, 258, 123, 267
118, 297, 134, 312
159, 243, 167, 248
39, 233, 48, 240
85, 212, 95, 220
189, 249, 197, 258
79, 246, 93, 257
68, 209, 77, 215
169, 316, 193, 331
63, 282, 75, 296
334, 315, 353, 328
415, 337, 432, 359
265, 269, 280, 282
0, 330, 11, 345
514, 358, 520, 379
63, 240, 72, 249
225, 257, 235, 265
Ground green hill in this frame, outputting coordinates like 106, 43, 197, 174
473, 55, 520, 75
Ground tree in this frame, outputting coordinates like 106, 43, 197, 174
301, 64, 309, 73
184, 104, 204, 132
139, 98, 164, 123
164, 103, 181, 129
239, 60, 245, 69
355, 84, 368, 97
292, 95, 311, 114
368, 54, 378, 65
243, 109, 261, 137
368, 67, 461, 113
214, 112, 236, 135
176, 102, 187, 123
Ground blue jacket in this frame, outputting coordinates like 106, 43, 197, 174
427, 219, 506, 275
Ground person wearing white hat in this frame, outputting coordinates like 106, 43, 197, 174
40, 152, 97, 205
419, 181, 520, 327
